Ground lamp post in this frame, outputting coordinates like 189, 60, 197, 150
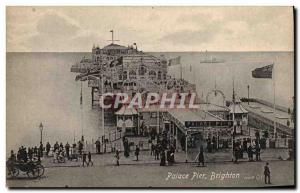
39, 122, 43, 144
247, 85, 250, 105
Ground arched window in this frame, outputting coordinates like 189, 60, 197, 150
163, 73, 167, 80
123, 71, 128, 80
158, 71, 162, 80
139, 65, 147, 76
129, 70, 137, 79
149, 70, 156, 79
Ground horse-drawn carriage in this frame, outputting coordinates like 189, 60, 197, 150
6, 159, 45, 179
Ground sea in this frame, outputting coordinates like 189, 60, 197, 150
6, 51, 294, 152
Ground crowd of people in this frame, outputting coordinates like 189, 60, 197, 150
116, 131, 176, 166
8, 130, 267, 169
233, 138, 262, 163
8, 140, 95, 167
8, 142, 45, 163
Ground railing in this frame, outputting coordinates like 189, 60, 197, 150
108, 130, 122, 142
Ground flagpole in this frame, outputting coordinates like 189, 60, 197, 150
232, 77, 235, 161
101, 73, 105, 140
273, 63, 276, 140
180, 62, 182, 80
80, 81, 84, 138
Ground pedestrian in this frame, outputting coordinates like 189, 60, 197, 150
197, 145, 205, 167
65, 142, 70, 159
53, 149, 58, 163
248, 145, 254, 161
54, 141, 59, 152
242, 139, 247, 152
170, 145, 175, 164
171, 138, 176, 150
39, 142, 44, 158
148, 138, 152, 149
46, 142, 51, 156
264, 162, 271, 184
234, 145, 239, 163
82, 151, 88, 167
256, 144, 261, 161
23, 147, 28, 162
10, 150, 16, 162
135, 145, 140, 161
115, 150, 120, 166
33, 146, 38, 157
151, 143, 155, 156
160, 150, 166, 166
123, 139, 129, 158
87, 152, 93, 166
78, 141, 83, 155
17, 147, 21, 161
28, 147, 33, 161
239, 144, 243, 159
207, 139, 212, 153
155, 144, 160, 160
95, 139, 101, 154
166, 149, 171, 165
59, 142, 64, 150
212, 136, 217, 152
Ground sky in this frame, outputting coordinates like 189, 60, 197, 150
6, 6, 294, 52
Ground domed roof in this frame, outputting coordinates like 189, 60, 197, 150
229, 102, 248, 114
102, 43, 128, 50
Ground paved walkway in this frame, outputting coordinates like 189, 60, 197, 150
7, 160, 295, 188
41, 148, 291, 168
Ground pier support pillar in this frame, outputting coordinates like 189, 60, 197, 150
91, 87, 94, 107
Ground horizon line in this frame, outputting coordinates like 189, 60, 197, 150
6, 50, 294, 53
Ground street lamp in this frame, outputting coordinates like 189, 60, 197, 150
39, 122, 43, 144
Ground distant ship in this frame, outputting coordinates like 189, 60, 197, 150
252, 64, 273, 79
200, 50, 225, 63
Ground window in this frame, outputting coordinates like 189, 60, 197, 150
158, 71, 162, 80
151, 112, 157, 118
129, 70, 137, 79
123, 71, 127, 80
149, 70, 156, 79
139, 65, 147, 76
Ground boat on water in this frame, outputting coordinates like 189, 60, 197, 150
200, 51, 225, 63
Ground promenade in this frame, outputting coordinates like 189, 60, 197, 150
7, 149, 294, 188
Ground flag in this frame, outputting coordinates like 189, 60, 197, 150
168, 56, 181, 66
80, 82, 83, 105
110, 30, 113, 33
252, 64, 273, 79
80, 92, 83, 105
